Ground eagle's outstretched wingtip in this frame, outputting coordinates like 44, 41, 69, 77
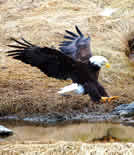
7, 37, 34, 48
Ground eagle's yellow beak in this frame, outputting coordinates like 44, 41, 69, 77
105, 63, 110, 68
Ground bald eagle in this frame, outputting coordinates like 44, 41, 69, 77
7, 38, 117, 102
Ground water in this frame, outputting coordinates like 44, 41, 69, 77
1, 121, 134, 143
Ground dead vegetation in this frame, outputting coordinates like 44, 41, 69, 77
0, 0, 134, 116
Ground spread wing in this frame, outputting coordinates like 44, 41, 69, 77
59, 26, 92, 63
7, 38, 77, 80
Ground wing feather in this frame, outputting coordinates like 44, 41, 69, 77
65, 30, 78, 37
9, 37, 30, 47
7, 45, 27, 49
64, 35, 75, 40
75, 25, 84, 37
21, 37, 35, 46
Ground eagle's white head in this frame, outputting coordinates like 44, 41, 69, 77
89, 56, 110, 68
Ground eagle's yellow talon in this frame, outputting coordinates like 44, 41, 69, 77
101, 97, 109, 103
108, 96, 119, 103
101, 96, 119, 103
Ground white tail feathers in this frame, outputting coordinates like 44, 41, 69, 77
57, 83, 84, 95
58, 83, 78, 94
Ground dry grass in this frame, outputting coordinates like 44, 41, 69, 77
0, 0, 134, 116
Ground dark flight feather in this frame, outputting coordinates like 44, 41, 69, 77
8, 45, 26, 49
75, 25, 84, 37
7, 38, 108, 102
21, 37, 34, 46
10, 37, 30, 47
64, 35, 75, 40
65, 30, 78, 37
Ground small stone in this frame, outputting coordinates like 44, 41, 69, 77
0, 125, 13, 137
112, 102, 134, 117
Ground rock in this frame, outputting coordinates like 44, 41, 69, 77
0, 125, 13, 137
112, 102, 134, 117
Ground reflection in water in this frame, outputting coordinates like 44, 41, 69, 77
1, 121, 134, 143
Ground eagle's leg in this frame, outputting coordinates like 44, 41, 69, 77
101, 96, 119, 103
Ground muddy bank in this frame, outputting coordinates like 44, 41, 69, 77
0, 112, 117, 125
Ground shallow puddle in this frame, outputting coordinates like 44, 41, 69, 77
1, 121, 134, 143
